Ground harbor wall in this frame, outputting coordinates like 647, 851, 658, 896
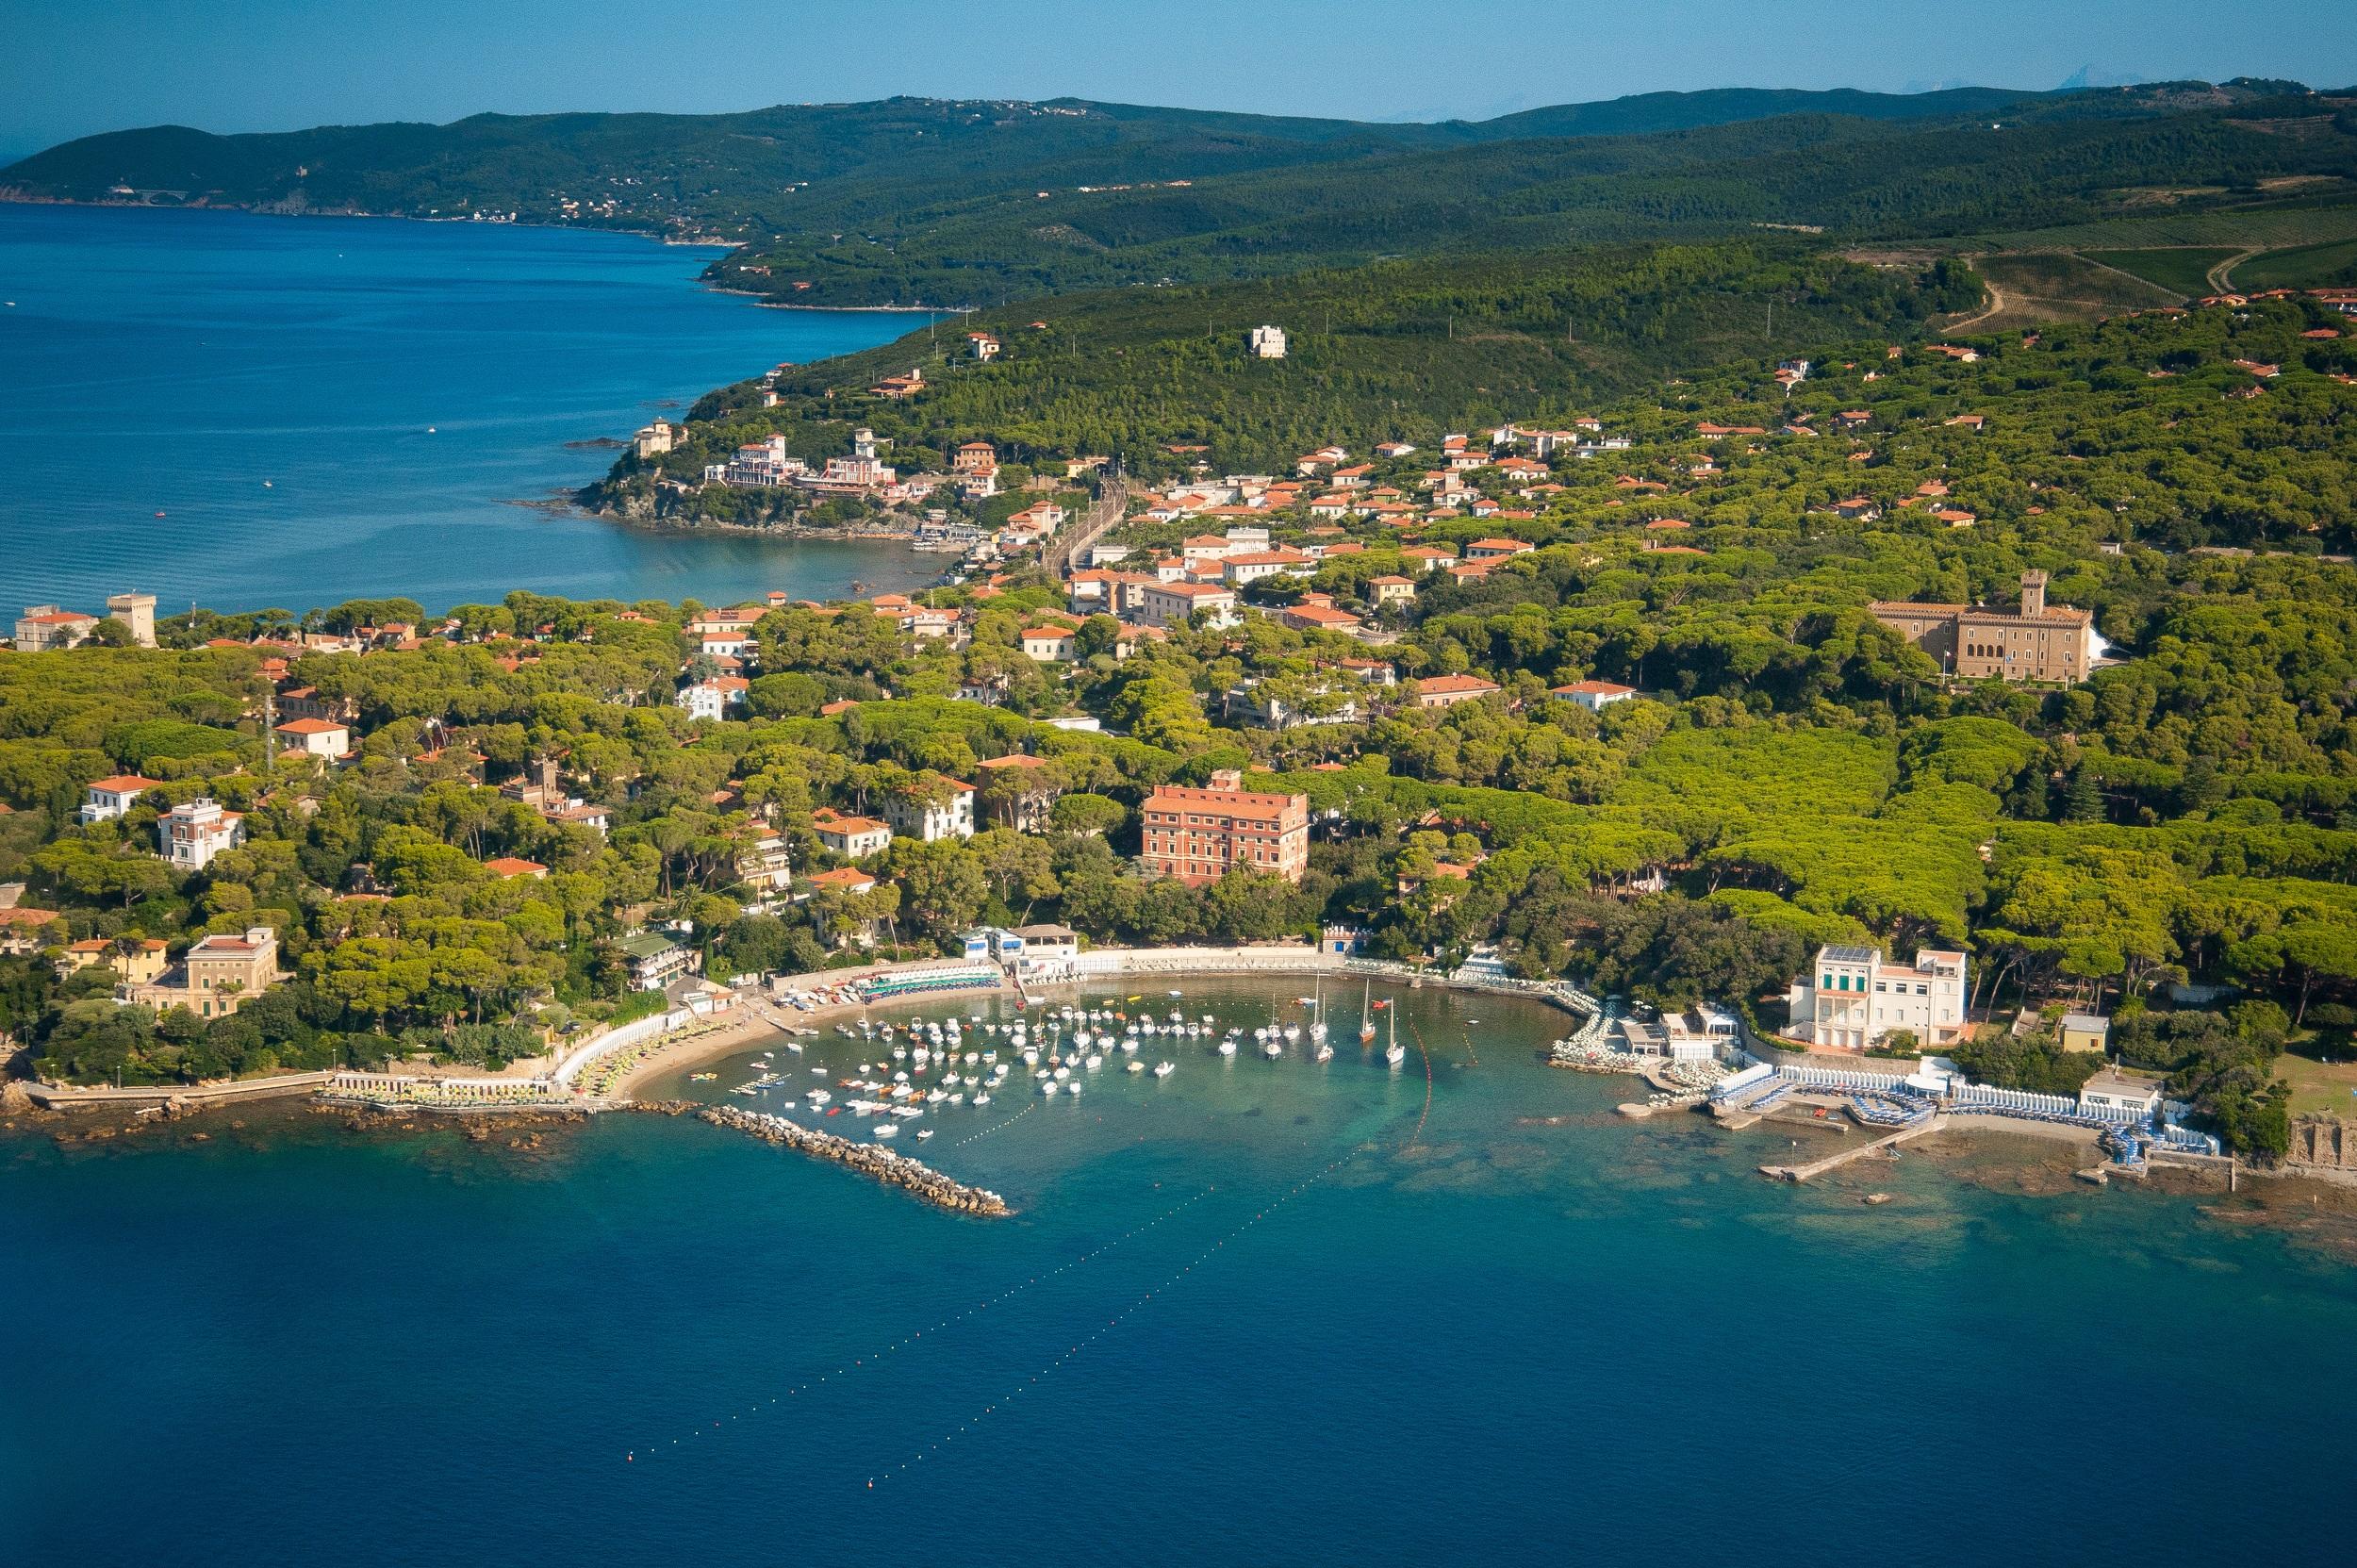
23, 1070, 336, 1112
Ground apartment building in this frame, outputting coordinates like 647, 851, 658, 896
882, 779, 977, 842
1140, 769, 1310, 886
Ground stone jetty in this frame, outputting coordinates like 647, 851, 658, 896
701, 1105, 1012, 1216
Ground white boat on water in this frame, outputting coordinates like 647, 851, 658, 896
1040, 1081, 1060, 1097
873, 1122, 898, 1139
1154, 1061, 1176, 1078
1386, 1009, 1406, 1066
1262, 1038, 1284, 1059
1218, 1038, 1238, 1056
1127, 1060, 1146, 1074
974, 1093, 992, 1106
1065, 1081, 1083, 1098
806, 1089, 832, 1106
915, 1129, 934, 1141
1315, 1039, 1333, 1063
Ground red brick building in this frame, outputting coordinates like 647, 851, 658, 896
1141, 770, 1310, 885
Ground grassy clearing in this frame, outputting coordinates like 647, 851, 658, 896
2231, 238, 2357, 290
1958, 251, 2183, 327
2082, 247, 2240, 296
2276, 1048, 2357, 1117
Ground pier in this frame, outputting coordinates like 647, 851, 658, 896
1759, 1116, 1946, 1182
701, 1105, 1011, 1215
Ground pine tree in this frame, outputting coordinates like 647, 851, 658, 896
2063, 766, 2102, 823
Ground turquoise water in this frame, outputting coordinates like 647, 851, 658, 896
6, 976, 2353, 1566
0, 204, 935, 614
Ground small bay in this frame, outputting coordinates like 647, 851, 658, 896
0, 204, 935, 614
5, 976, 2353, 1566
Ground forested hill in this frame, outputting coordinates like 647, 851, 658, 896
594, 240, 1984, 516
0, 85, 2070, 223
704, 91, 2357, 307
7, 79, 2342, 305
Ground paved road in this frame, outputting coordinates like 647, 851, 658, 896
1046, 477, 1129, 577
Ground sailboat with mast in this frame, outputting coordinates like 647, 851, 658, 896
1358, 980, 1376, 1044
1385, 1005, 1406, 1066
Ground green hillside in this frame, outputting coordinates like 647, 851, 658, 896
9, 81, 2347, 306
593, 239, 1981, 521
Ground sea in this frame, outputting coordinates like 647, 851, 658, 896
5, 976, 2353, 1567
0, 203, 938, 615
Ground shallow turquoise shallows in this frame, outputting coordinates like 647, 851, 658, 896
0, 203, 937, 614
4, 977, 2352, 1566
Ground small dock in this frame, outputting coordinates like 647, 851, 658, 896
1759, 1115, 1945, 1182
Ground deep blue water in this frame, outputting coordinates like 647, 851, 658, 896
0, 204, 935, 614
5, 977, 2353, 1566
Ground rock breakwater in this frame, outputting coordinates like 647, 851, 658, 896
701, 1105, 1011, 1216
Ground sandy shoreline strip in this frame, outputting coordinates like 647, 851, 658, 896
603, 979, 1019, 1100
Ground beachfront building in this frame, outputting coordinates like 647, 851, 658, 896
633, 420, 675, 458
1783, 944, 1969, 1050
81, 774, 162, 825
1869, 571, 2102, 685
883, 778, 977, 842
619, 931, 700, 992
130, 927, 284, 1019
812, 807, 893, 859
2079, 1065, 2166, 1121
1140, 769, 1310, 886
157, 798, 244, 871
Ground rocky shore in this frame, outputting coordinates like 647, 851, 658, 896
701, 1104, 1011, 1216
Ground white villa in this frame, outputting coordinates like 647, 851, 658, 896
1785, 944, 1969, 1050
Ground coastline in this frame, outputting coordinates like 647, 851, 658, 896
13, 950, 2350, 1239
0, 190, 738, 247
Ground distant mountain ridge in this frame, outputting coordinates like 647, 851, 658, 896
0, 84, 2097, 223
4, 79, 2342, 310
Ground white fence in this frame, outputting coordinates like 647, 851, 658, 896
1954, 1082, 2092, 1119
552, 1009, 684, 1089
1709, 1063, 1775, 1101
1777, 1063, 1917, 1095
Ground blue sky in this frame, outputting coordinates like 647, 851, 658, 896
2, 0, 2350, 155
